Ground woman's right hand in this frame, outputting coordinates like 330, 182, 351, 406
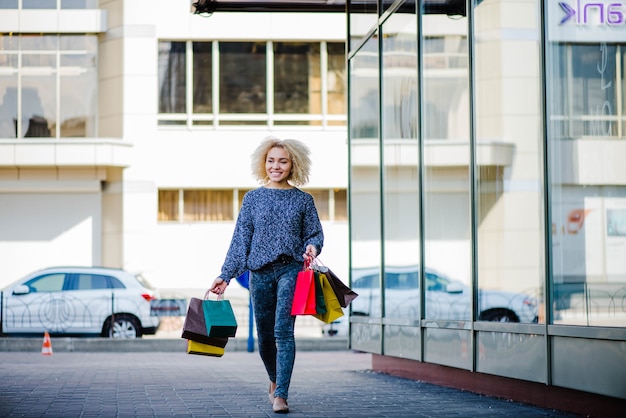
209, 277, 228, 296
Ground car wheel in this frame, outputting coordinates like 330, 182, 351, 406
106, 315, 141, 339
480, 309, 519, 322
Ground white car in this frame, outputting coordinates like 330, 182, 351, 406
322, 266, 538, 337
0, 266, 161, 338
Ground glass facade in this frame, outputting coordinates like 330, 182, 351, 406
347, 0, 626, 401
0, 34, 97, 138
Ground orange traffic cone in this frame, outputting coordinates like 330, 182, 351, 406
41, 331, 53, 356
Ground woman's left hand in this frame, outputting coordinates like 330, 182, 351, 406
303, 244, 317, 260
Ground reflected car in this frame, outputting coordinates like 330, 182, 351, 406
0, 266, 161, 339
322, 266, 538, 337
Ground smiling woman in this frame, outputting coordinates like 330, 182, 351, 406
208, 136, 324, 412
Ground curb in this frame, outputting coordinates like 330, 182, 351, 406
0, 337, 349, 353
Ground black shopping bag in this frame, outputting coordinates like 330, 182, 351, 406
181, 297, 229, 348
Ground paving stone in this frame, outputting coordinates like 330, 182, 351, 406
0, 351, 583, 417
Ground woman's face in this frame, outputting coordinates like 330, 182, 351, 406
265, 146, 293, 187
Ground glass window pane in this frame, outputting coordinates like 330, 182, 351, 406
334, 189, 347, 221
0, 33, 19, 50
550, 44, 622, 139
60, 70, 96, 137
22, 54, 56, 67
158, 190, 179, 222
421, 8, 471, 320
61, 0, 99, 9
0, 0, 19, 9
350, 39, 379, 139
350, 35, 382, 318
22, 75, 56, 138
184, 190, 233, 222
76, 274, 108, 290
158, 41, 186, 114
307, 189, 329, 221
0, 76, 18, 138
547, 41, 626, 326
237, 189, 252, 210
21, 35, 58, 50
219, 42, 266, 114
274, 42, 319, 114
23, 0, 56, 8
327, 42, 346, 116
474, 0, 543, 324
60, 54, 96, 67
60, 35, 97, 51
349, 0, 378, 52
192, 42, 212, 114
0, 54, 18, 67
382, 9, 421, 319
26, 274, 66, 292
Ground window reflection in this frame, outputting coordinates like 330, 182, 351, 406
0, 34, 97, 139
350, 39, 379, 139
274, 42, 319, 115
21, 77, 55, 138
193, 42, 212, 114
60, 71, 96, 137
548, 39, 626, 327
0, 77, 18, 138
327, 43, 346, 116
474, 0, 544, 324
350, 35, 382, 317
421, 11, 471, 320
220, 42, 266, 114
550, 44, 625, 139
382, 9, 421, 319
158, 41, 186, 114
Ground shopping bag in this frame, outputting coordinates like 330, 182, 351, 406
203, 295, 238, 338
321, 265, 358, 308
181, 297, 230, 348
187, 339, 225, 357
313, 271, 327, 315
291, 263, 317, 315
314, 272, 345, 324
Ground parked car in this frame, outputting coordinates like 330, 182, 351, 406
322, 266, 538, 337
0, 266, 161, 338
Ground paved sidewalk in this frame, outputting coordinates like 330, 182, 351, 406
0, 350, 582, 417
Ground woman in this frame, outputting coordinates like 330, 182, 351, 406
209, 136, 324, 414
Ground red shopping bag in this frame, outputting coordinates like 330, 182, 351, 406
291, 263, 317, 315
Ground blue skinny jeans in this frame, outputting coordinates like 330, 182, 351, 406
249, 259, 301, 400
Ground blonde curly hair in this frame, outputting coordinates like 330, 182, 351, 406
251, 136, 312, 187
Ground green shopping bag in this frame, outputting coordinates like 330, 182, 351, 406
202, 294, 238, 338
314, 271, 327, 315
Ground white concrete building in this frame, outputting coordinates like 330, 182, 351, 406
0, 1, 349, 298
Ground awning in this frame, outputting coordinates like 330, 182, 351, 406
191, 0, 466, 16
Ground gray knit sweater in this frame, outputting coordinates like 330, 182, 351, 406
218, 187, 324, 282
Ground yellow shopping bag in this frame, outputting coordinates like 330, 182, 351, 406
187, 339, 226, 357
313, 273, 345, 324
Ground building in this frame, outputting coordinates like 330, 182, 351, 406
0, 1, 349, 297
1, 0, 625, 416
343, 0, 625, 416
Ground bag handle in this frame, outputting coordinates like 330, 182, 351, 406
310, 257, 328, 273
204, 290, 225, 301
